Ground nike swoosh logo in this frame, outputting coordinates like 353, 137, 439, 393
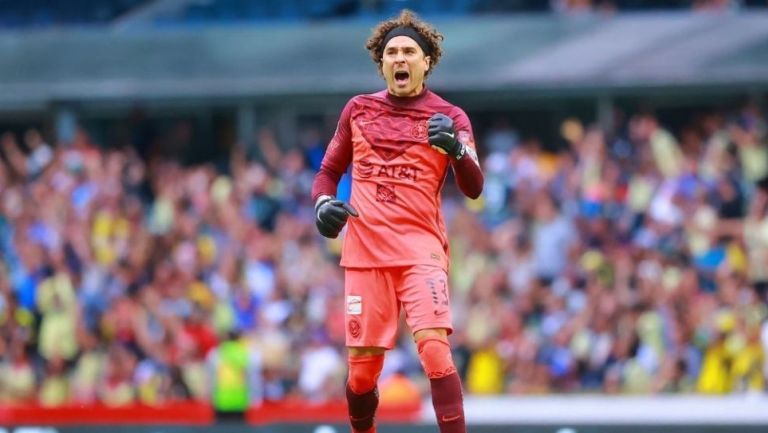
441, 414, 462, 423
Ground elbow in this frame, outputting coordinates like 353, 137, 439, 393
467, 186, 483, 200
454, 160, 484, 200
470, 173, 485, 199
464, 179, 484, 200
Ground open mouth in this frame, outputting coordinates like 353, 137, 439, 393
394, 70, 410, 85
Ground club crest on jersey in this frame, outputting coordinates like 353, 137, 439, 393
348, 317, 361, 339
411, 120, 428, 140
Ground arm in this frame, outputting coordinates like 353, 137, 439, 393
311, 100, 354, 201
428, 110, 484, 199
311, 99, 359, 238
451, 143, 483, 199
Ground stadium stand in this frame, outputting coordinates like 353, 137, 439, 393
2, 1, 768, 29
0, 0, 151, 28
1, 97, 768, 406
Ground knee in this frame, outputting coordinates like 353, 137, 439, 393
416, 335, 457, 379
347, 354, 385, 394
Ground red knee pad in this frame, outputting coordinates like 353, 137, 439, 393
348, 354, 384, 394
416, 336, 457, 379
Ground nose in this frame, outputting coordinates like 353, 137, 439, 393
394, 50, 406, 62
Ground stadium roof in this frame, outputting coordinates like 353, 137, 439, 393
2, 12, 768, 110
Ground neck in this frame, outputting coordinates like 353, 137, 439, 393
386, 84, 427, 103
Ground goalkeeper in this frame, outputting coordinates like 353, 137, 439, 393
311, 9, 483, 433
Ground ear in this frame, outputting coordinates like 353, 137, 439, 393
424, 56, 431, 72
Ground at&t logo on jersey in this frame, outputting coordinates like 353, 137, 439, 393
355, 158, 423, 182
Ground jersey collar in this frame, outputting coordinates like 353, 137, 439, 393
384, 85, 430, 106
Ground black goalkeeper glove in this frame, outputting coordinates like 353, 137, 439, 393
428, 113, 465, 159
315, 195, 359, 239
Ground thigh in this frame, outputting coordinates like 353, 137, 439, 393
395, 265, 453, 335
345, 267, 399, 349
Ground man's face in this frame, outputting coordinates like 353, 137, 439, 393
381, 35, 430, 97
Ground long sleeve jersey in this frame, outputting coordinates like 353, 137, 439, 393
312, 88, 483, 269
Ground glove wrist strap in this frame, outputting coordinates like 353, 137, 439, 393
453, 143, 466, 160
315, 194, 334, 214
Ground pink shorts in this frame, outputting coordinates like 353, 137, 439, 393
344, 265, 453, 349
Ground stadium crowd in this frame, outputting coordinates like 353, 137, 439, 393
0, 100, 767, 408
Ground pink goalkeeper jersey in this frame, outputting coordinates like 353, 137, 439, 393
315, 88, 481, 270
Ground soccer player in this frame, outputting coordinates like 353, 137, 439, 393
311, 9, 483, 433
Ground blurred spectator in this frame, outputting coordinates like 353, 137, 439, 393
0, 336, 36, 404
1, 99, 768, 410
297, 329, 344, 401
207, 331, 263, 414
531, 192, 576, 281
24, 129, 53, 179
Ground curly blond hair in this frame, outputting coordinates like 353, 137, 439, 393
365, 9, 444, 77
